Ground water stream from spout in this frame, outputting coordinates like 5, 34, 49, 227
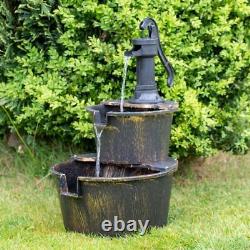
120, 55, 131, 112
94, 124, 104, 177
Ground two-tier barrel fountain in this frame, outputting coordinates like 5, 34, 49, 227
51, 18, 178, 236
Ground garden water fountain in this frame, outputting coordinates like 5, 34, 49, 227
51, 17, 178, 236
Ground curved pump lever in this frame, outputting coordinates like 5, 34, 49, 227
140, 17, 174, 87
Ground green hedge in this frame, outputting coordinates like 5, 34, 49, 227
0, 0, 249, 157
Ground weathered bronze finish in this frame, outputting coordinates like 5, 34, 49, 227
51, 154, 177, 236
87, 101, 178, 166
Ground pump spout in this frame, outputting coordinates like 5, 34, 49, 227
124, 47, 142, 57
124, 50, 133, 57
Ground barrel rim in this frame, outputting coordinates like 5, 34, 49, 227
86, 100, 178, 118
51, 156, 177, 183
51, 166, 173, 183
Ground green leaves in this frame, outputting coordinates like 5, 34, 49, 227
0, 0, 249, 157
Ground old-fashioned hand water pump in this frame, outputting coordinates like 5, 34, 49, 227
125, 17, 174, 104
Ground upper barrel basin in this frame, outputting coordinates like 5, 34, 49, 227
86, 100, 178, 165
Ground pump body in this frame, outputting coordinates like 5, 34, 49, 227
125, 17, 174, 104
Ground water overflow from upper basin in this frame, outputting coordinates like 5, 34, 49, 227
94, 124, 104, 177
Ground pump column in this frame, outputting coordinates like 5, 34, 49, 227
129, 38, 164, 104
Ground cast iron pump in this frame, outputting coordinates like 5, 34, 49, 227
125, 17, 174, 104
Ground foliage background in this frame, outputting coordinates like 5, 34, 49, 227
0, 0, 249, 158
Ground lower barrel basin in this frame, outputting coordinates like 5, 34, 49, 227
51, 154, 177, 236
